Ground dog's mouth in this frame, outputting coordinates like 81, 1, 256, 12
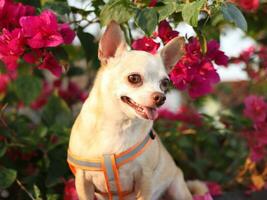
121, 96, 158, 120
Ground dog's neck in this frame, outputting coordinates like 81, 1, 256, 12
69, 70, 153, 157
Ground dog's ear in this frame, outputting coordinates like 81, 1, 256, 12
160, 37, 185, 73
98, 21, 127, 65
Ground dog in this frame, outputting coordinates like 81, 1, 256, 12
67, 21, 208, 200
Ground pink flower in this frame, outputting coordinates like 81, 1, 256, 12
238, 0, 259, 12
0, 28, 24, 71
158, 20, 179, 44
38, 51, 62, 77
0, 0, 35, 30
243, 95, 267, 123
132, 37, 160, 54
158, 106, 202, 127
170, 38, 225, 98
148, 0, 157, 7
0, 74, 10, 94
206, 40, 229, 66
58, 23, 76, 44
20, 10, 64, 48
193, 193, 213, 200
56, 80, 88, 105
64, 178, 79, 200
206, 182, 222, 196
30, 81, 53, 110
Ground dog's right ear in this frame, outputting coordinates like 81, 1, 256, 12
98, 21, 127, 65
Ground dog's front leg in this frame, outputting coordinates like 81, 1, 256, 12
75, 169, 95, 200
135, 170, 152, 200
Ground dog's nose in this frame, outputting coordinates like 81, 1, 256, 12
152, 92, 166, 107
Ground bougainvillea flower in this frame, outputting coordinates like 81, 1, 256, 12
0, 74, 10, 94
0, 28, 24, 71
38, 51, 62, 77
237, 0, 259, 12
170, 37, 227, 98
31, 81, 53, 110
206, 182, 222, 197
158, 20, 179, 44
148, 0, 157, 7
58, 23, 76, 44
158, 106, 202, 127
243, 95, 267, 123
63, 179, 79, 200
20, 10, 64, 48
193, 193, 213, 200
0, 0, 35, 30
131, 37, 160, 54
206, 40, 229, 66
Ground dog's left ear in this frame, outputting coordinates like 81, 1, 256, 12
98, 21, 127, 65
160, 37, 185, 73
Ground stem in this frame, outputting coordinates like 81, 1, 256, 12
16, 179, 35, 200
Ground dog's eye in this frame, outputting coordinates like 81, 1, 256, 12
160, 78, 170, 92
128, 74, 142, 85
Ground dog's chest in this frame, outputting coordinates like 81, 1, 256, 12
89, 162, 141, 193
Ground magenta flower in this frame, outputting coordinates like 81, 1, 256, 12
63, 178, 79, 200
193, 193, 213, 200
58, 23, 76, 44
170, 38, 224, 98
0, 74, 10, 94
206, 182, 222, 197
158, 20, 179, 44
0, 0, 35, 30
20, 10, 64, 48
206, 40, 229, 66
132, 37, 160, 54
0, 28, 25, 71
243, 95, 267, 123
38, 51, 62, 77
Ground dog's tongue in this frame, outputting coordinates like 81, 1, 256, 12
143, 107, 158, 120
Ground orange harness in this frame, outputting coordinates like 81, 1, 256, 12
67, 130, 156, 200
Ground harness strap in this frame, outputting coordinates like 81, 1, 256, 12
67, 130, 156, 200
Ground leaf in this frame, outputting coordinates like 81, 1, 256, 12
13, 75, 42, 105
77, 27, 99, 69
156, 1, 183, 21
221, 3, 247, 32
100, 0, 136, 25
182, 0, 206, 27
136, 8, 158, 36
33, 185, 42, 200
0, 141, 6, 158
0, 168, 17, 189
251, 174, 265, 190
43, 2, 71, 15
42, 95, 72, 128
67, 66, 85, 77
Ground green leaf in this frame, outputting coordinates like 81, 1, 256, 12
221, 3, 247, 32
67, 66, 85, 77
100, 0, 136, 25
0, 168, 17, 189
136, 8, 158, 36
182, 0, 206, 27
156, 1, 183, 21
13, 75, 42, 105
0, 141, 6, 158
33, 185, 42, 200
77, 27, 99, 69
42, 95, 72, 128
43, 2, 71, 15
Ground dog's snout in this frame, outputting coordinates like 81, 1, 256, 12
152, 92, 166, 107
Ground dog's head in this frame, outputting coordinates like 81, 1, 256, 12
97, 21, 184, 121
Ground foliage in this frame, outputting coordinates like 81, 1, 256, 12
0, 0, 267, 199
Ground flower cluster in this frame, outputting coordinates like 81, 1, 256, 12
30, 79, 88, 110
170, 38, 228, 98
0, 0, 75, 93
230, 0, 259, 12
132, 20, 228, 98
243, 95, 267, 162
